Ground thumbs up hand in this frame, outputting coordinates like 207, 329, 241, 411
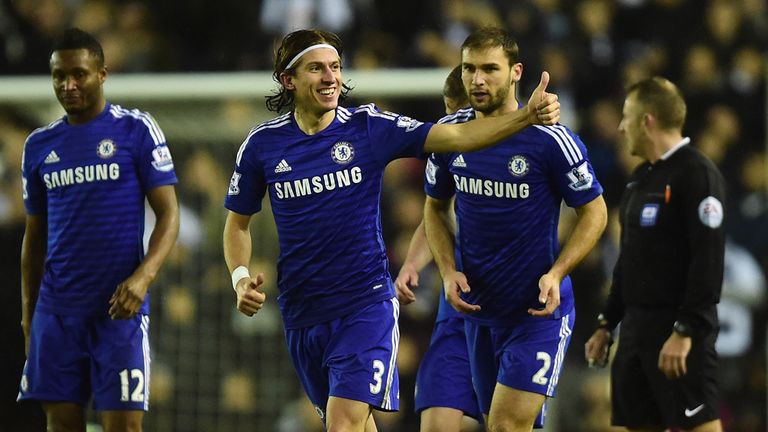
527, 71, 560, 126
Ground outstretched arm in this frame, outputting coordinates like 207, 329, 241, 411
110, 185, 180, 319
223, 211, 266, 316
530, 195, 607, 317
424, 72, 559, 154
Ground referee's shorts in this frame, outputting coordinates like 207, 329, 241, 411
611, 307, 720, 430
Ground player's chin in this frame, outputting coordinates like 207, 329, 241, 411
61, 101, 85, 114
319, 99, 338, 111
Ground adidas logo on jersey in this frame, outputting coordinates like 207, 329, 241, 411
452, 154, 467, 167
44, 150, 60, 164
274, 159, 292, 173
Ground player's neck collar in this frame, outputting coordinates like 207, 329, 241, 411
659, 137, 690, 161
293, 107, 336, 136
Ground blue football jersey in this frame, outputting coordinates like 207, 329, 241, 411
225, 104, 432, 329
425, 107, 602, 326
22, 103, 178, 316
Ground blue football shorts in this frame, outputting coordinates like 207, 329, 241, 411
414, 316, 481, 420
18, 311, 151, 411
285, 297, 400, 422
465, 310, 575, 428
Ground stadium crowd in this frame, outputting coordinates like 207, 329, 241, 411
0, 0, 765, 431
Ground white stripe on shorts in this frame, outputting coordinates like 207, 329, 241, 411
381, 298, 400, 409
547, 314, 572, 396
141, 315, 151, 410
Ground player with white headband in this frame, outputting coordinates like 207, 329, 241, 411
283, 43, 338, 69
223, 28, 561, 432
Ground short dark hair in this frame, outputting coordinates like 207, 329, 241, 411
266, 29, 352, 113
52, 28, 105, 67
627, 77, 687, 131
461, 27, 519, 66
443, 65, 467, 103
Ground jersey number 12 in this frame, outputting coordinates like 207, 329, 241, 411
119, 368, 145, 402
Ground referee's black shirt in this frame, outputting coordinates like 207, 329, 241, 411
602, 140, 726, 334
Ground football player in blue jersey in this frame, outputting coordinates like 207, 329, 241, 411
395, 65, 482, 432
423, 27, 607, 432
18, 28, 179, 432
223, 28, 560, 432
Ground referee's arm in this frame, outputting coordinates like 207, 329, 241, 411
677, 165, 727, 334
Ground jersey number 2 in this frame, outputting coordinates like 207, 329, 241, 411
119, 369, 145, 402
532, 352, 552, 385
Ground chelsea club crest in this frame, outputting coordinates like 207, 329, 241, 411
508, 155, 529, 177
331, 141, 355, 164
97, 139, 117, 159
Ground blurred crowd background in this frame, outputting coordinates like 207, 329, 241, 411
0, 0, 766, 431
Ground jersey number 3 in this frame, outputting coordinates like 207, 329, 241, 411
369, 360, 385, 394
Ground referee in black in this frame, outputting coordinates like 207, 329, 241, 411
585, 77, 726, 432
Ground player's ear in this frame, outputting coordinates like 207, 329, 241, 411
511, 62, 523, 83
280, 72, 296, 91
642, 112, 655, 129
99, 65, 108, 84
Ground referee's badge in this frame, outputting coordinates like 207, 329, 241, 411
640, 204, 659, 227
698, 196, 723, 228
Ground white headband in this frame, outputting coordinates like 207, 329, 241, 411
284, 43, 339, 70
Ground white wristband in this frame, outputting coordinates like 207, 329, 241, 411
231, 266, 251, 290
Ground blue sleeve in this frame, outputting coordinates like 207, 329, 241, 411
540, 125, 603, 207
362, 105, 433, 165
424, 152, 455, 200
135, 114, 178, 190
21, 139, 46, 215
224, 134, 267, 215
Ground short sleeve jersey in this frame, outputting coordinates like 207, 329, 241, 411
225, 104, 433, 329
425, 108, 603, 326
22, 103, 178, 316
